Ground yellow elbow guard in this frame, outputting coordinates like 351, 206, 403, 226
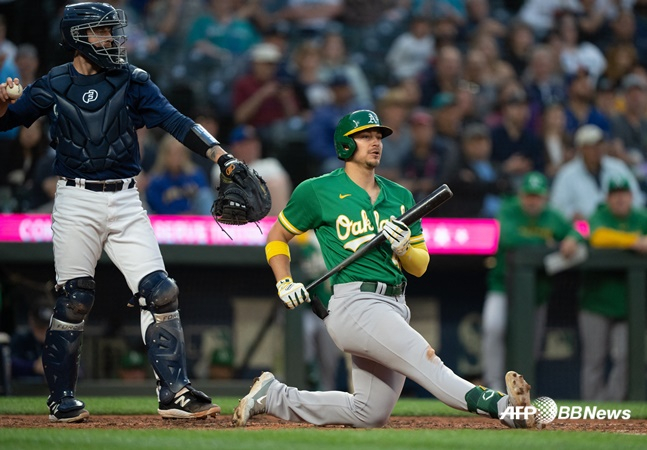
400, 245, 430, 277
265, 240, 291, 263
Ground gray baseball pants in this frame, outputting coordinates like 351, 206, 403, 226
263, 282, 503, 427
579, 310, 628, 401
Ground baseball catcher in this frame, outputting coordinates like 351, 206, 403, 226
211, 154, 272, 226
0, 1, 266, 423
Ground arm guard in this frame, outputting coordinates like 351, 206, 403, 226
182, 124, 220, 157
399, 242, 430, 277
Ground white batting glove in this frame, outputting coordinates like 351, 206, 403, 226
383, 216, 411, 256
276, 277, 310, 309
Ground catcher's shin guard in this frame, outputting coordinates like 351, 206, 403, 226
144, 311, 191, 402
43, 318, 84, 404
136, 271, 190, 402
43, 277, 95, 404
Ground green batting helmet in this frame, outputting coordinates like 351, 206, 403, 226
334, 110, 393, 160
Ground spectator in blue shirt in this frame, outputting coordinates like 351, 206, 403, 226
564, 68, 611, 137
146, 134, 214, 215
10, 301, 53, 380
307, 73, 369, 174
490, 88, 545, 185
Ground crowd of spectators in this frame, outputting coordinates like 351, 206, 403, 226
3, 1, 647, 398
1, 0, 647, 221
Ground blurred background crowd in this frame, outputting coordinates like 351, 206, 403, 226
3, 0, 647, 219
2, 0, 647, 399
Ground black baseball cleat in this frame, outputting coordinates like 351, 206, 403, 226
48, 396, 90, 423
158, 385, 221, 419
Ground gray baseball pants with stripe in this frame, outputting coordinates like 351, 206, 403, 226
262, 282, 507, 427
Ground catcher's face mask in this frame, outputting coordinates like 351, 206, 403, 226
61, 2, 128, 69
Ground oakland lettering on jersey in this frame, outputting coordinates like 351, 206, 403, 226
336, 210, 376, 240
336, 210, 397, 252
336, 210, 396, 240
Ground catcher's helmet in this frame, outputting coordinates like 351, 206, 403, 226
60, 2, 128, 70
333, 110, 393, 160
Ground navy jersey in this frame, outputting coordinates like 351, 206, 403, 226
0, 63, 195, 180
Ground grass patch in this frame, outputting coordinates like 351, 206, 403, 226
1, 427, 646, 450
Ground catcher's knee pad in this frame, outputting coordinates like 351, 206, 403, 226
138, 270, 179, 313
54, 277, 96, 323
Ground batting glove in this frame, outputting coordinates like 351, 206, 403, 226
276, 277, 310, 309
383, 216, 411, 256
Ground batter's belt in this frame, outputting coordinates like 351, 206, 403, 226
333, 281, 406, 297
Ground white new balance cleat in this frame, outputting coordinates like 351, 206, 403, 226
232, 371, 276, 427
501, 371, 537, 429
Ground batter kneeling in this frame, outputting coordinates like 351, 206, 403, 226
233, 109, 540, 430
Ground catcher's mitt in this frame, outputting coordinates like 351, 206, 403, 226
212, 155, 272, 226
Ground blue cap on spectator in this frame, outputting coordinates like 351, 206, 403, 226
230, 125, 258, 144
265, 21, 290, 37
596, 76, 614, 92
329, 73, 350, 87
565, 67, 590, 87
431, 92, 456, 110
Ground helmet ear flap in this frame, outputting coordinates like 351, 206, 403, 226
334, 132, 356, 160
334, 109, 391, 161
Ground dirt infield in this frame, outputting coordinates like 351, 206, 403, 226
2, 415, 646, 433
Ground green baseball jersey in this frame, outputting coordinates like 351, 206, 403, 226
488, 197, 581, 304
294, 232, 333, 308
278, 168, 425, 286
581, 204, 647, 318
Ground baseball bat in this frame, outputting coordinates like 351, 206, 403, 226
308, 184, 453, 319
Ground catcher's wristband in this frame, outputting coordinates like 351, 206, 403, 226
266, 240, 291, 263
217, 153, 238, 176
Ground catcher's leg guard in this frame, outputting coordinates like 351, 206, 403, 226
138, 271, 190, 403
43, 277, 95, 406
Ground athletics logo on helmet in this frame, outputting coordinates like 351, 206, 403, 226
333, 110, 393, 160
60, 2, 128, 70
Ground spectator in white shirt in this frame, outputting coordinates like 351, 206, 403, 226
556, 11, 607, 84
385, 16, 435, 82
550, 124, 644, 221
